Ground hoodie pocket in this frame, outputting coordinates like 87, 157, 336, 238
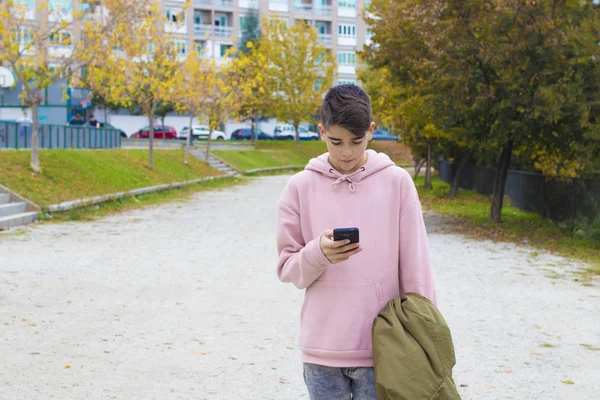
299, 281, 384, 352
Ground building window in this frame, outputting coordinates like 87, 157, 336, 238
337, 51, 356, 65
338, 24, 357, 38
48, 31, 72, 47
195, 40, 204, 54
174, 40, 187, 55
194, 11, 202, 25
166, 8, 183, 23
338, 79, 356, 85
220, 44, 232, 57
338, 0, 356, 8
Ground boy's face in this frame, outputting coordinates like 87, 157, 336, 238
318, 123, 374, 174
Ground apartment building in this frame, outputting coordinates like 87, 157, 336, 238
1, 0, 374, 131
165, 0, 373, 84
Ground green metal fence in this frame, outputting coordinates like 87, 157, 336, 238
0, 121, 121, 150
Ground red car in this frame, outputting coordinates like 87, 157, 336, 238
131, 125, 177, 140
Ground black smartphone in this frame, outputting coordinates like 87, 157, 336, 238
333, 227, 360, 244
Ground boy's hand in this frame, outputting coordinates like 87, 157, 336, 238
319, 230, 363, 264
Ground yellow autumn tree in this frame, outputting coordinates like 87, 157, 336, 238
170, 50, 212, 164
86, 0, 187, 170
259, 17, 336, 148
234, 41, 273, 145
0, 0, 135, 172
201, 54, 245, 160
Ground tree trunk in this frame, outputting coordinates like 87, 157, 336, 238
449, 149, 473, 199
294, 123, 300, 149
251, 116, 256, 146
184, 115, 193, 164
148, 113, 155, 170
490, 141, 513, 223
424, 143, 433, 189
30, 99, 41, 173
413, 159, 425, 180
205, 128, 212, 161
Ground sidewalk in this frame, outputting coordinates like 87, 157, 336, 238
0, 175, 598, 399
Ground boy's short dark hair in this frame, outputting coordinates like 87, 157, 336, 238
320, 84, 372, 138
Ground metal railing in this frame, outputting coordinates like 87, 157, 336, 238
194, 24, 233, 37
314, 5, 333, 16
194, 24, 213, 35
318, 33, 332, 45
295, 1, 313, 12
214, 26, 234, 37
0, 122, 121, 150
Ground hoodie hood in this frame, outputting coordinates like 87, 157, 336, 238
305, 149, 395, 192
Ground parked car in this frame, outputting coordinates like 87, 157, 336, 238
230, 128, 273, 140
131, 125, 177, 140
273, 124, 320, 140
103, 123, 128, 138
372, 129, 399, 141
179, 125, 228, 141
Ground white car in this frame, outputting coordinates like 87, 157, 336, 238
179, 125, 228, 141
273, 124, 320, 141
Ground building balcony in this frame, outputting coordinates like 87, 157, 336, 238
314, 4, 332, 16
214, 26, 234, 37
214, 0, 234, 7
194, 24, 214, 36
295, 1, 312, 13
318, 33, 332, 45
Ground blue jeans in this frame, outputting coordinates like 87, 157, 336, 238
303, 363, 378, 400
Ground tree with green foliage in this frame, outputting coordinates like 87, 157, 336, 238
239, 8, 261, 54
363, 0, 600, 223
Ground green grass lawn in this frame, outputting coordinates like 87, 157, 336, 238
213, 139, 413, 171
416, 176, 600, 276
0, 149, 224, 207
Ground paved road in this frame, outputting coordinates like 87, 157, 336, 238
0, 175, 598, 399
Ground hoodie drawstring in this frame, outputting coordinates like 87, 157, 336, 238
330, 166, 364, 192
331, 176, 356, 192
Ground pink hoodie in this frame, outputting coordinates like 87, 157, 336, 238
276, 149, 436, 368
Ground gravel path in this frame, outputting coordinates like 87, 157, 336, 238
0, 175, 598, 400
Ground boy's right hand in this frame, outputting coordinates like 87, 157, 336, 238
319, 230, 363, 264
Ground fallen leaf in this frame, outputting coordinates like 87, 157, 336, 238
3, 323, 8, 326
22, 319, 31, 323
199, 341, 205, 345
56, 312, 63, 315
460, 384, 468, 387
556, 336, 561, 339
535, 324, 542, 329
104, 351, 110, 354
113, 314, 119, 317
484, 384, 496, 389
193, 351, 208, 355
561, 380, 574, 385
229, 356, 238, 360
30, 352, 40, 355
65, 365, 71, 369
279, 378, 288, 384
248, 362, 255, 366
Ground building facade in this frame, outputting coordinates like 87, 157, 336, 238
1, 0, 373, 133
164, 0, 372, 84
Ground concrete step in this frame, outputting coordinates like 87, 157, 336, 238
0, 202, 26, 217
0, 211, 38, 229
0, 193, 10, 205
